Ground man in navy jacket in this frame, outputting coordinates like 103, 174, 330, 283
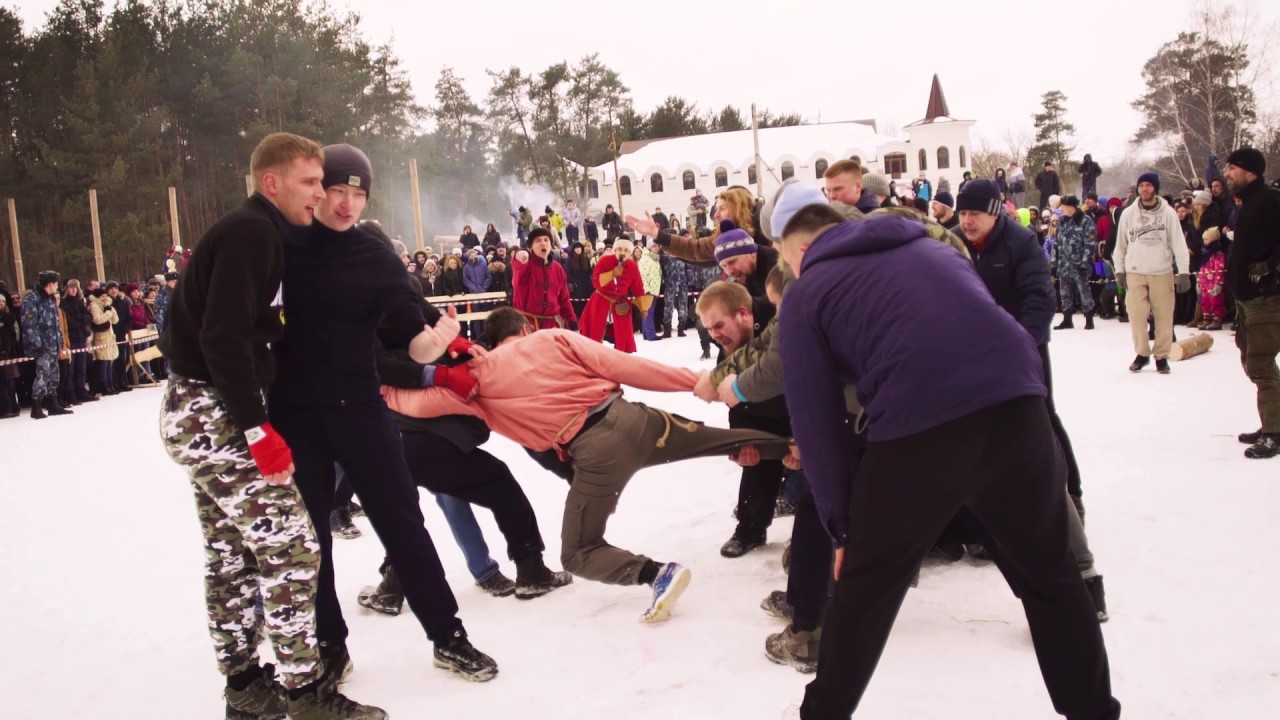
774, 205, 1118, 720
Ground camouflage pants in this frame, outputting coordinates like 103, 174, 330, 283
159, 377, 322, 690
1058, 266, 1095, 315
32, 352, 59, 399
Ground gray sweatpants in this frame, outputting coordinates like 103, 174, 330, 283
561, 398, 791, 585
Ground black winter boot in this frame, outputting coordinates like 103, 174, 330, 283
46, 396, 73, 415
514, 554, 573, 600
1084, 312, 1095, 330
1054, 313, 1074, 330
30, 398, 47, 420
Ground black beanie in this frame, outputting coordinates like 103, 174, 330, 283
955, 178, 1003, 215
1226, 147, 1266, 177
321, 144, 373, 196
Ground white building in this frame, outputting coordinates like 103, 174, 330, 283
582, 75, 975, 219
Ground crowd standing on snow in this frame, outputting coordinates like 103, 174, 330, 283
9, 129, 1280, 720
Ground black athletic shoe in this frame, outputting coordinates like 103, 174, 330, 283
1239, 429, 1263, 445
773, 497, 797, 518
720, 531, 766, 558
317, 641, 353, 694
1155, 358, 1170, 374
330, 507, 361, 540
927, 543, 966, 563
224, 664, 287, 720
433, 631, 498, 682
1085, 575, 1108, 623
965, 543, 992, 562
1129, 355, 1150, 372
356, 566, 403, 616
1245, 434, 1280, 459
346, 500, 364, 518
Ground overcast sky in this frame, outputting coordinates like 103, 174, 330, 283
7, 0, 1279, 165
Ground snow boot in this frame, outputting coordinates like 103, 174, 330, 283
720, 531, 766, 558
1204, 317, 1222, 330
1054, 313, 1074, 330
46, 396, 73, 415
642, 562, 692, 623
433, 630, 498, 682
677, 328, 686, 337
765, 625, 819, 673
224, 664, 287, 720
284, 682, 385, 720
699, 349, 711, 360
760, 590, 794, 622
1239, 429, 1264, 445
1245, 434, 1280, 459
1084, 312, 1095, 330
1128, 355, 1150, 372
30, 398, 46, 420
356, 566, 403, 616
1155, 358, 1171, 375
514, 555, 573, 600
1085, 575, 1108, 623
329, 506, 361, 540
476, 571, 516, 598
661, 327, 671, 340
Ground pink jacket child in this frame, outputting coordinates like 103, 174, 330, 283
383, 313, 790, 622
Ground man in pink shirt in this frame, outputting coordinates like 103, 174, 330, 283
384, 307, 791, 622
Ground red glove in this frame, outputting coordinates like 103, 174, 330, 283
435, 364, 478, 400
244, 423, 293, 477
446, 336, 476, 358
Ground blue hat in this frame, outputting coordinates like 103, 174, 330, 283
762, 179, 828, 242
1137, 172, 1160, 192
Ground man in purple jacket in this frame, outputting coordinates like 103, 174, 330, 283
774, 204, 1119, 720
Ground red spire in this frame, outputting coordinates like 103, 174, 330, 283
924, 74, 951, 121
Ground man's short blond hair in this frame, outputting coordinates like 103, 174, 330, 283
250, 133, 324, 192
824, 159, 864, 181
696, 280, 752, 318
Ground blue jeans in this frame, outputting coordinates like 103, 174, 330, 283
435, 494, 499, 582
642, 302, 658, 340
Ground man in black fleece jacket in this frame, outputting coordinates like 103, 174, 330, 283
158, 133, 385, 719
266, 143, 499, 685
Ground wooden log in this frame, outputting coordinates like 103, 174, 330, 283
6, 198, 23, 291
409, 159, 425, 253
168, 186, 182, 248
89, 190, 105, 282
1169, 332, 1213, 361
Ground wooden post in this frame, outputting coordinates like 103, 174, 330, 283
409, 159, 425, 252
6, 199, 22, 291
89, 190, 105, 282
751, 103, 763, 198
167, 186, 181, 249
245, 174, 253, 198
610, 128, 624, 218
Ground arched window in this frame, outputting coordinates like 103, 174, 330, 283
884, 153, 907, 179
814, 159, 829, 178
650, 173, 663, 193
781, 161, 795, 180
619, 176, 631, 196
959, 146, 967, 168
937, 147, 950, 170
918, 149, 928, 172
682, 170, 695, 190
714, 167, 728, 187
747, 164, 757, 185
579, 179, 599, 199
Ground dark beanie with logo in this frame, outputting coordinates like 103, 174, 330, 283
321, 144, 373, 197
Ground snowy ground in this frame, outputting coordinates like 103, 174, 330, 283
3, 318, 1279, 719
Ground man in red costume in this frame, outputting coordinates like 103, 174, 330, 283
512, 228, 577, 330
579, 238, 649, 353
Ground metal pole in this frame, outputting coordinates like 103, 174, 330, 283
89, 189, 105, 282
409, 159, 425, 252
6, 198, 24, 291
752, 103, 763, 198
168, 186, 181, 249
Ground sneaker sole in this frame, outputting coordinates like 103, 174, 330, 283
432, 657, 498, 682
764, 638, 817, 674
515, 575, 573, 600
332, 529, 362, 539
642, 567, 692, 623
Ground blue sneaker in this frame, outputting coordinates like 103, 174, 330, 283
642, 563, 692, 623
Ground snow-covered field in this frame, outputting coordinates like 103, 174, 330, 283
3, 319, 1279, 719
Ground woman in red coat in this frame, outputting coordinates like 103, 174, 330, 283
579, 239, 648, 353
